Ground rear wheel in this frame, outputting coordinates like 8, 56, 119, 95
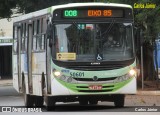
45, 96, 56, 111
23, 82, 34, 107
113, 94, 125, 107
35, 96, 44, 107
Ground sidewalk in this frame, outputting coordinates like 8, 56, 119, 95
0, 79, 160, 95
0, 79, 13, 86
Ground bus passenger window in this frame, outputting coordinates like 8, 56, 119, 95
33, 36, 37, 51
13, 26, 18, 54
21, 23, 26, 51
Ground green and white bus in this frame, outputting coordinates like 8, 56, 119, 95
13, 3, 137, 110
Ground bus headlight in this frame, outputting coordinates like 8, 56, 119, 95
60, 75, 66, 81
53, 70, 61, 78
129, 69, 136, 76
67, 77, 73, 83
52, 69, 76, 83
114, 69, 136, 83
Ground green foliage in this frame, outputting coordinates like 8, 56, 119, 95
0, 0, 16, 19
16, 0, 94, 13
0, 0, 94, 18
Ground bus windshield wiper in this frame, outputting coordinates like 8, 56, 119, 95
101, 20, 115, 37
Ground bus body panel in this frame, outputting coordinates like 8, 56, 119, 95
116, 77, 136, 94
13, 55, 19, 92
31, 52, 46, 74
50, 60, 137, 96
32, 75, 43, 96
31, 52, 46, 96
51, 77, 71, 95
50, 76, 136, 96
21, 53, 28, 75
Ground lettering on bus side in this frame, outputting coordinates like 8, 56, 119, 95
70, 72, 84, 77
61, 69, 70, 73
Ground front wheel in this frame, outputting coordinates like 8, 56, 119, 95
89, 100, 98, 105
113, 94, 125, 107
79, 100, 88, 105
79, 97, 88, 105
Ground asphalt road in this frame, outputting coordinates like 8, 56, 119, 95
0, 86, 160, 113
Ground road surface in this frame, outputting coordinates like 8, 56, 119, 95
0, 85, 160, 112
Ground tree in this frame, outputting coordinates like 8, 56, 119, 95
0, 0, 94, 19
0, 0, 17, 19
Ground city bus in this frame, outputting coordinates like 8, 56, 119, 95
13, 3, 137, 110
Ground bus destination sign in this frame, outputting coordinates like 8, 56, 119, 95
63, 9, 124, 18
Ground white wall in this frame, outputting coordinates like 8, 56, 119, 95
0, 18, 13, 37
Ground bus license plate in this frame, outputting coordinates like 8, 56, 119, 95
89, 85, 102, 90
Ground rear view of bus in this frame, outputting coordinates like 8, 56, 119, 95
48, 3, 136, 108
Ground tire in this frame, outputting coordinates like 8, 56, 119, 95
113, 94, 125, 107
79, 100, 88, 105
79, 97, 88, 105
35, 96, 44, 107
89, 100, 98, 105
45, 96, 56, 111
23, 82, 34, 107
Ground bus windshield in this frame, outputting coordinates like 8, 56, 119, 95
53, 22, 134, 62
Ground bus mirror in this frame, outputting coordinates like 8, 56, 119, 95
49, 39, 53, 47
47, 24, 52, 39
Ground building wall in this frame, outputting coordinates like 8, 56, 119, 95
0, 18, 13, 37
0, 18, 13, 79
0, 46, 12, 79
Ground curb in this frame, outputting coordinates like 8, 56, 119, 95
0, 80, 13, 86
137, 91, 160, 96
0, 83, 13, 86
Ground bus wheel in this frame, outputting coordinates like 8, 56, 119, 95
79, 100, 88, 105
113, 94, 125, 107
89, 100, 98, 105
23, 82, 34, 107
35, 96, 44, 107
79, 97, 88, 105
45, 96, 56, 111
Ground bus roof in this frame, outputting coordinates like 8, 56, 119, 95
51, 2, 132, 12
52, 2, 132, 10
13, 8, 49, 23
13, 2, 132, 22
